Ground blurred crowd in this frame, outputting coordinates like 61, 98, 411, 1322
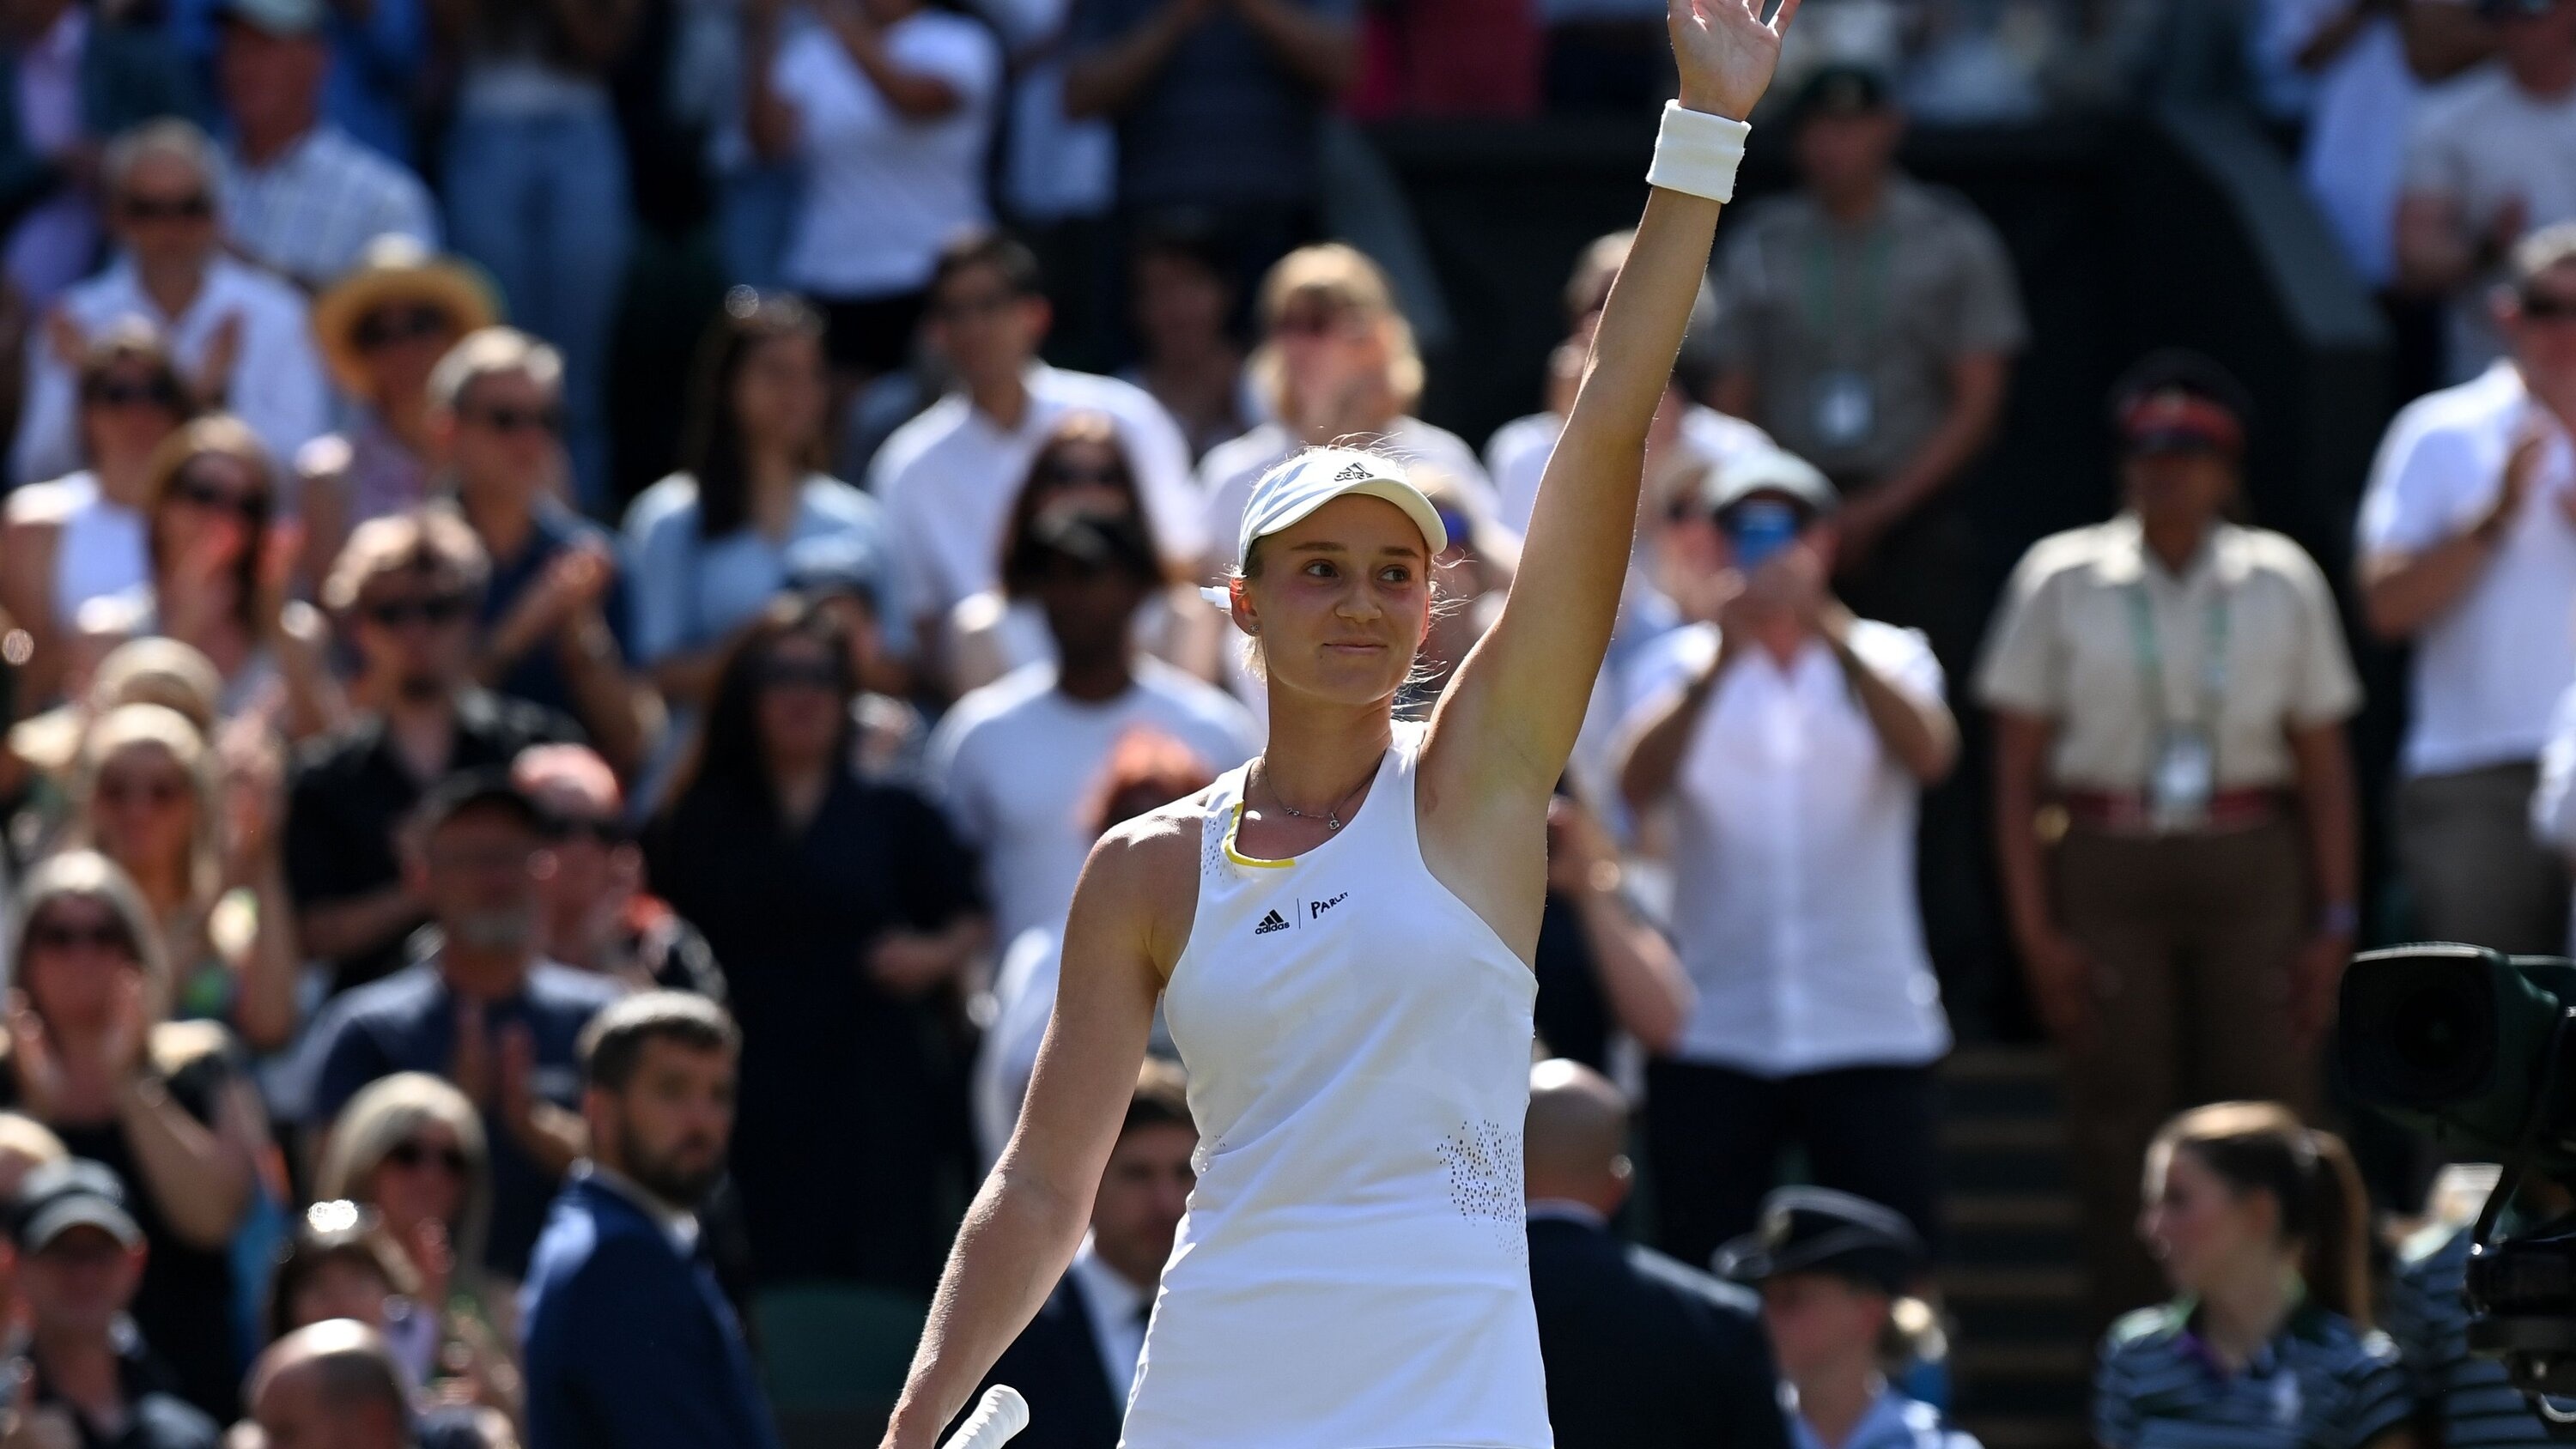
0, 0, 2551, 1446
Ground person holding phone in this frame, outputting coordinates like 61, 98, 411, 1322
1612, 445, 1959, 1273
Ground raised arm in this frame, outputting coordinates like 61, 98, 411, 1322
1431, 0, 1796, 799
879, 818, 1182, 1449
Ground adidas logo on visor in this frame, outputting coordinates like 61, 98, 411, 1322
1334, 462, 1371, 483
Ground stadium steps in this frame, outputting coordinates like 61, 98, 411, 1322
1938, 1046, 2091, 1449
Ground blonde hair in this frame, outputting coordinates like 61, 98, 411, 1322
74, 703, 222, 909
323, 508, 489, 615
88, 639, 223, 736
316, 1072, 493, 1276
1249, 246, 1424, 423
429, 326, 563, 413
8, 850, 172, 1022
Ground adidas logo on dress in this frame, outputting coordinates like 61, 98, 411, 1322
1254, 909, 1291, 936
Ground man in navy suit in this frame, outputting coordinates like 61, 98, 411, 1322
1523, 1058, 1794, 1449
974, 1061, 1196, 1449
520, 992, 781, 1449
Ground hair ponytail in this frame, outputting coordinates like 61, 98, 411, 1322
2153, 1101, 2374, 1328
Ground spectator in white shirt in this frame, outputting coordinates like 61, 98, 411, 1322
871, 232, 1203, 690
214, 0, 438, 291
1611, 446, 1958, 1273
750, 0, 1001, 385
929, 509, 1256, 948
13, 118, 328, 488
1198, 243, 1493, 567
2360, 222, 2576, 954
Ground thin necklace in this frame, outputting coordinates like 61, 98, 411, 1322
1255, 757, 1371, 834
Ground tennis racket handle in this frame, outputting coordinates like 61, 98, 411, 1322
940, 1386, 1031, 1449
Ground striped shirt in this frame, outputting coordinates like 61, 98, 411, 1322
2096, 1300, 2414, 1449
2385, 1225, 2551, 1448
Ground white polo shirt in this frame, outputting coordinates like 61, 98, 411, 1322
1618, 621, 1953, 1076
1485, 403, 1772, 534
872, 364, 1203, 628
2357, 361, 2576, 777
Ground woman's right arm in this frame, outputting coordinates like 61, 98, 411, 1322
880, 815, 1184, 1449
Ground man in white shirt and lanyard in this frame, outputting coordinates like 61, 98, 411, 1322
2360, 223, 2576, 955
977, 1062, 1194, 1449
1613, 446, 1959, 1275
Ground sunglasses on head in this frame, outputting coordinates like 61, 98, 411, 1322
121, 192, 213, 224
363, 592, 471, 629
27, 918, 129, 954
381, 1140, 470, 1176
82, 377, 179, 411
353, 305, 454, 353
463, 403, 564, 436
98, 773, 187, 809
173, 471, 264, 517
757, 658, 843, 692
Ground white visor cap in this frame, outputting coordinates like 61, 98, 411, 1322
1201, 447, 1449, 608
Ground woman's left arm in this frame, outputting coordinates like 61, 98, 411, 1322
1431, 0, 1795, 803
117, 1052, 257, 1250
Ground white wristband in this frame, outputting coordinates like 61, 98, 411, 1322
1644, 100, 1752, 203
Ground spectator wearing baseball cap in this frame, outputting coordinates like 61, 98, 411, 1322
1613, 445, 1959, 1272
1719, 1186, 1978, 1449
296, 768, 623, 1282
6, 1159, 222, 1448
1979, 351, 2362, 1331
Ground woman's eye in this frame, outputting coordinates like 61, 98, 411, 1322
1380, 567, 1412, 585
1303, 561, 1335, 578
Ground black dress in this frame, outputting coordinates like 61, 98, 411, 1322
649, 770, 984, 1294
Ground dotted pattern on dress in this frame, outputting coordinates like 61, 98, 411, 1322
1201, 803, 1230, 882
1436, 1119, 1528, 1262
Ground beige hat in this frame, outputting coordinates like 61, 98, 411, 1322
312, 235, 500, 397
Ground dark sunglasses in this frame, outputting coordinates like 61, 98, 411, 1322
82, 378, 180, 411
382, 1140, 470, 1176
462, 403, 565, 436
1273, 307, 1354, 339
98, 774, 187, 809
353, 305, 454, 353
27, 919, 131, 954
544, 815, 631, 847
120, 192, 214, 223
362, 592, 471, 629
1036, 460, 1131, 489
2524, 293, 2576, 323
930, 289, 1021, 324
173, 472, 265, 517
757, 658, 844, 691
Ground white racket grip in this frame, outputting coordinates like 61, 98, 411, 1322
940, 1385, 1031, 1449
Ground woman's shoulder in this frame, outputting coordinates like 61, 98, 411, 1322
147, 1018, 243, 1091
622, 474, 702, 537
4, 471, 93, 527
796, 473, 885, 527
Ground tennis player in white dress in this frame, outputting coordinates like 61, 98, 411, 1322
881, 4, 1801, 1446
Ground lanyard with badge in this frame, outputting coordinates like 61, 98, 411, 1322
1801, 225, 1893, 453
2128, 583, 2230, 833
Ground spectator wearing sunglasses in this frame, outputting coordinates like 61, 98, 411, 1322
1610, 446, 1959, 1275
2362, 227, 2576, 961
512, 743, 726, 1002
13, 118, 329, 488
286, 511, 575, 996
75, 415, 343, 741
430, 328, 652, 778
299, 237, 498, 590
263, 1198, 521, 1433
2, 324, 198, 708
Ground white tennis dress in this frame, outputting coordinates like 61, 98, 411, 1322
1121, 723, 1553, 1449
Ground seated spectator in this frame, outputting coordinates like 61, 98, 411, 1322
623, 292, 890, 712
520, 992, 781, 1449
299, 238, 495, 584
1614, 448, 1958, 1271
5, 1159, 222, 1447
313, 1075, 514, 1373
264, 1199, 519, 1423
649, 599, 985, 1293
436, 0, 638, 506
70, 702, 296, 1049
1062, 0, 1356, 284
1718, 1188, 1974, 1449
511, 745, 726, 1001
931, 511, 1255, 946
1198, 245, 1494, 564
213, 0, 438, 291
247, 1319, 504, 1449
975, 1060, 1196, 1449
0, 852, 270, 1419
1523, 1059, 1787, 1449
430, 329, 652, 775
299, 772, 623, 1282
748, 0, 1001, 389
2094, 1103, 2412, 1449
75, 415, 343, 740
286, 512, 574, 994
1120, 219, 1252, 462
1485, 231, 1770, 535
14, 119, 329, 488
1527, 790, 1694, 1071
1, 324, 196, 708
945, 411, 1226, 696
1987, 355, 2361, 1325
3, 637, 221, 809
872, 232, 1202, 683
973, 731, 1215, 1163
